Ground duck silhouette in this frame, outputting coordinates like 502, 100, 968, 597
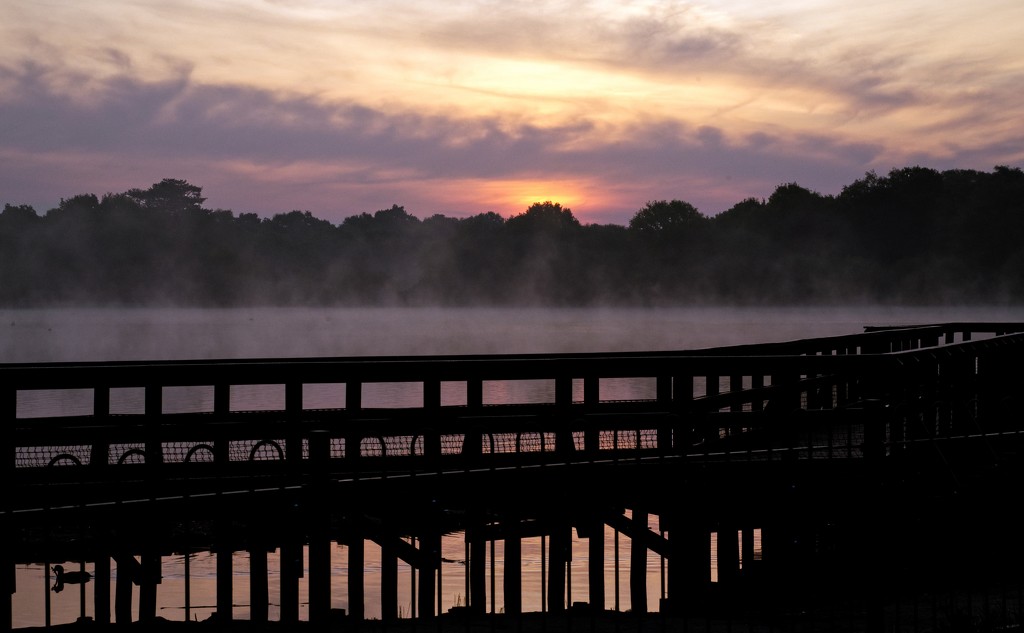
51, 564, 91, 593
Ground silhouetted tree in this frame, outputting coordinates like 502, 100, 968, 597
2, 166, 1022, 306
628, 199, 706, 232
126, 178, 206, 215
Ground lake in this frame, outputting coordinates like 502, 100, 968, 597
6, 304, 1024, 626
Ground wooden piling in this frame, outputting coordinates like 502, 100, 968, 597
249, 547, 269, 624
629, 509, 648, 614
503, 520, 522, 616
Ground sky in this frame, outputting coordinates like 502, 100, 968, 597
1, 0, 1022, 226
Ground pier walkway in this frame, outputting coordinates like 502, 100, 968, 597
4, 322, 1024, 631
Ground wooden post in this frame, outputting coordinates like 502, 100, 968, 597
547, 522, 569, 613
588, 515, 605, 611
418, 529, 439, 618
670, 518, 710, 616
741, 528, 756, 580
348, 524, 365, 621
114, 558, 133, 625
216, 528, 234, 622
503, 519, 522, 616
249, 547, 269, 624
279, 540, 301, 622
91, 387, 110, 472
629, 509, 648, 614
716, 525, 739, 586
144, 385, 163, 467
467, 379, 483, 411
93, 554, 110, 626
138, 552, 160, 621
0, 519, 10, 632
308, 430, 332, 627
346, 380, 362, 412
468, 515, 487, 615
213, 384, 230, 464
381, 536, 398, 621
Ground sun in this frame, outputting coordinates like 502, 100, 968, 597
499, 180, 589, 216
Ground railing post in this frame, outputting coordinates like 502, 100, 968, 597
345, 380, 362, 466
144, 385, 163, 467
285, 382, 302, 464
673, 374, 695, 452
91, 387, 110, 473
424, 379, 442, 460
214, 383, 230, 464
555, 376, 574, 457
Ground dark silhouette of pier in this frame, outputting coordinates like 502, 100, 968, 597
4, 322, 1024, 632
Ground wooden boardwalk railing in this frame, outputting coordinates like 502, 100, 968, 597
3, 322, 1024, 631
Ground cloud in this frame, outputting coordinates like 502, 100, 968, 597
1, 0, 1022, 223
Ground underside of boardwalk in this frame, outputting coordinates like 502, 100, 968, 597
4, 322, 1024, 631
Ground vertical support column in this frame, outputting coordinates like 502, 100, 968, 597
0, 517, 10, 632
503, 519, 522, 616
138, 552, 161, 621
741, 528, 756, 581
279, 540, 301, 623
347, 523, 365, 621
93, 554, 110, 626
249, 547, 269, 624
547, 522, 569, 613
588, 514, 605, 612
668, 517, 710, 616
136, 383, 163, 627
2, 387, 15, 632
629, 509, 648, 614
418, 527, 440, 619
308, 430, 331, 627
716, 524, 739, 586
381, 537, 398, 621
114, 556, 133, 625
216, 525, 234, 623
468, 515, 487, 615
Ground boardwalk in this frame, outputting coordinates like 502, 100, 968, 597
4, 322, 1024, 632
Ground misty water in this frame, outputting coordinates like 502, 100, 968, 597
6, 304, 1024, 626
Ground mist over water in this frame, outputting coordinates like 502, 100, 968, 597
4, 304, 1023, 364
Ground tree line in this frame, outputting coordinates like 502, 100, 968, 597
2, 165, 1022, 307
